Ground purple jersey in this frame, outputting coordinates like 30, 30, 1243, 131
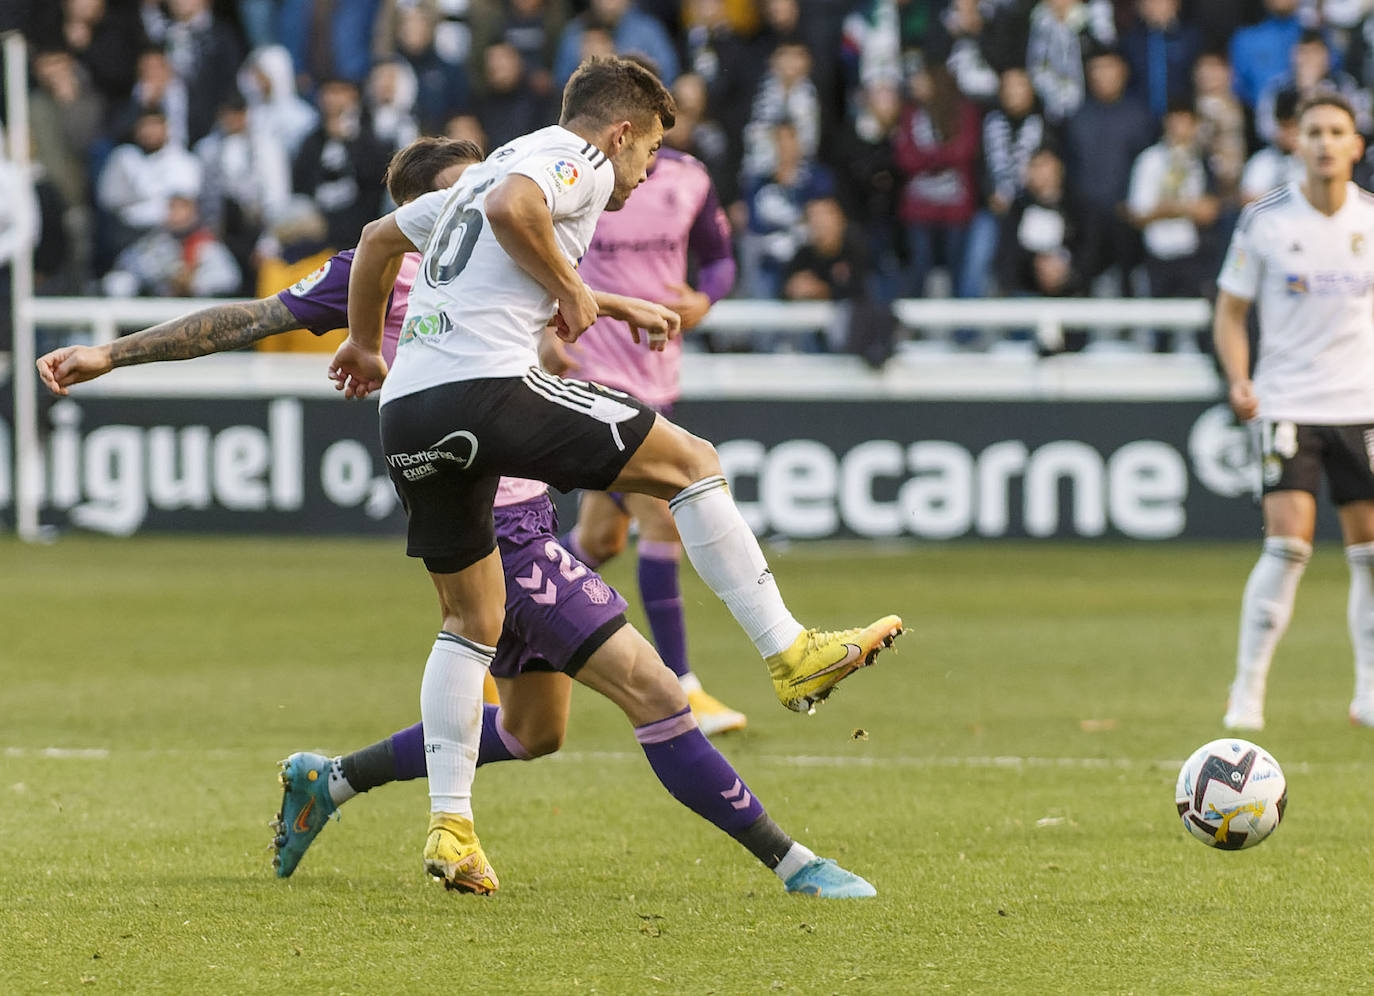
571, 150, 734, 407
275, 249, 547, 507
277, 250, 418, 365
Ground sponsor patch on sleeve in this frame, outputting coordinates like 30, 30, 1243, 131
288, 260, 331, 297
545, 159, 581, 188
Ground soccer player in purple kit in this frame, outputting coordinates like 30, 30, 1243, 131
555, 137, 749, 736
37, 135, 882, 899
331, 56, 902, 894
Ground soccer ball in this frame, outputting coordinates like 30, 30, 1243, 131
1174, 738, 1287, 850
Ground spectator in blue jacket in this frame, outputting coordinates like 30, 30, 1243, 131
1064, 47, 1153, 293
552, 0, 679, 88
1121, 0, 1200, 118
1229, 0, 1303, 107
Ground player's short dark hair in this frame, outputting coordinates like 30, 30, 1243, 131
620, 52, 662, 80
560, 55, 676, 133
1164, 95, 1195, 118
384, 136, 484, 205
1275, 88, 1301, 124
1298, 90, 1358, 127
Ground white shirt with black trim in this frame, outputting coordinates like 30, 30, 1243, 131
1219, 181, 1374, 424
380, 125, 615, 404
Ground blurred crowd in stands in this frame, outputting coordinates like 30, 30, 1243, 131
0, 0, 1370, 353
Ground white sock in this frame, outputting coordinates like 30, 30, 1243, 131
669, 476, 803, 658
420, 632, 494, 818
1347, 542, 1374, 706
774, 842, 818, 882
1232, 536, 1310, 706
327, 756, 357, 807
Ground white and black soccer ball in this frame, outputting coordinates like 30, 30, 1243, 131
1175, 738, 1287, 850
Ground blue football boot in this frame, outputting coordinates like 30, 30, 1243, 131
271, 752, 337, 878
783, 858, 877, 898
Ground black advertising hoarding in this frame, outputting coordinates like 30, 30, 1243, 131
3, 395, 405, 535
670, 398, 1282, 541
0, 393, 1331, 540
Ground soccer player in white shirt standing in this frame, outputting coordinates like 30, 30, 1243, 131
331, 57, 903, 892
1214, 92, 1374, 730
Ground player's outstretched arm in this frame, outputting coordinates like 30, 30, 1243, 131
485, 175, 599, 339
35, 297, 297, 396
1213, 289, 1258, 421
333, 215, 414, 399
591, 291, 681, 351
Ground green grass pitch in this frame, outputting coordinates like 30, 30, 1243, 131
4, 535, 1374, 993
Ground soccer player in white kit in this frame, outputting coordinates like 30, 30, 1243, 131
557, 144, 749, 737
331, 57, 903, 892
1214, 92, 1374, 730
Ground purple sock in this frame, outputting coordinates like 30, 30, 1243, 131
638, 542, 689, 679
635, 708, 765, 835
380, 708, 528, 784
562, 529, 604, 570
477, 705, 531, 766
389, 723, 428, 781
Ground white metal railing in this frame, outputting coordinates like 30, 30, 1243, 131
25, 294, 1214, 351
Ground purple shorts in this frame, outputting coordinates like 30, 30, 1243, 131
491, 494, 629, 679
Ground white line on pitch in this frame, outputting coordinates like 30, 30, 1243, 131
2, 746, 1346, 774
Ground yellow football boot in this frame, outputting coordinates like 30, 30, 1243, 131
766, 615, 904, 713
423, 813, 499, 894
686, 687, 748, 736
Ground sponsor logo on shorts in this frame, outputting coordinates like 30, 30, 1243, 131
582, 577, 612, 605
546, 159, 580, 187
397, 312, 454, 349
1363, 428, 1374, 474
287, 260, 331, 297
1263, 454, 1283, 487
387, 429, 479, 480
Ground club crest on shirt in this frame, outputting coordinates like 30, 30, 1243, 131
546, 159, 580, 188
288, 260, 331, 297
1354, 232, 1367, 256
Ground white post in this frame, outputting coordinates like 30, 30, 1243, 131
4, 32, 41, 541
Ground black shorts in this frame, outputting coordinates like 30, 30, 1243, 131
1258, 420, 1374, 504
380, 369, 658, 571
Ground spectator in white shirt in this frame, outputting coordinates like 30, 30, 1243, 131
1127, 97, 1220, 299
95, 107, 202, 256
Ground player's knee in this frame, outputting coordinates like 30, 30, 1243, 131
679, 433, 722, 482
499, 705, 566, 758
442, 604, 505, 648
520, 726, 566, 758
580, 523, 627, 563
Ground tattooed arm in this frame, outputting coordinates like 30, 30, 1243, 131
36, 297, 298, 396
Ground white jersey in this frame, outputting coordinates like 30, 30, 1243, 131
380, 125, 615, 405
1218, 181, 1374, 424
